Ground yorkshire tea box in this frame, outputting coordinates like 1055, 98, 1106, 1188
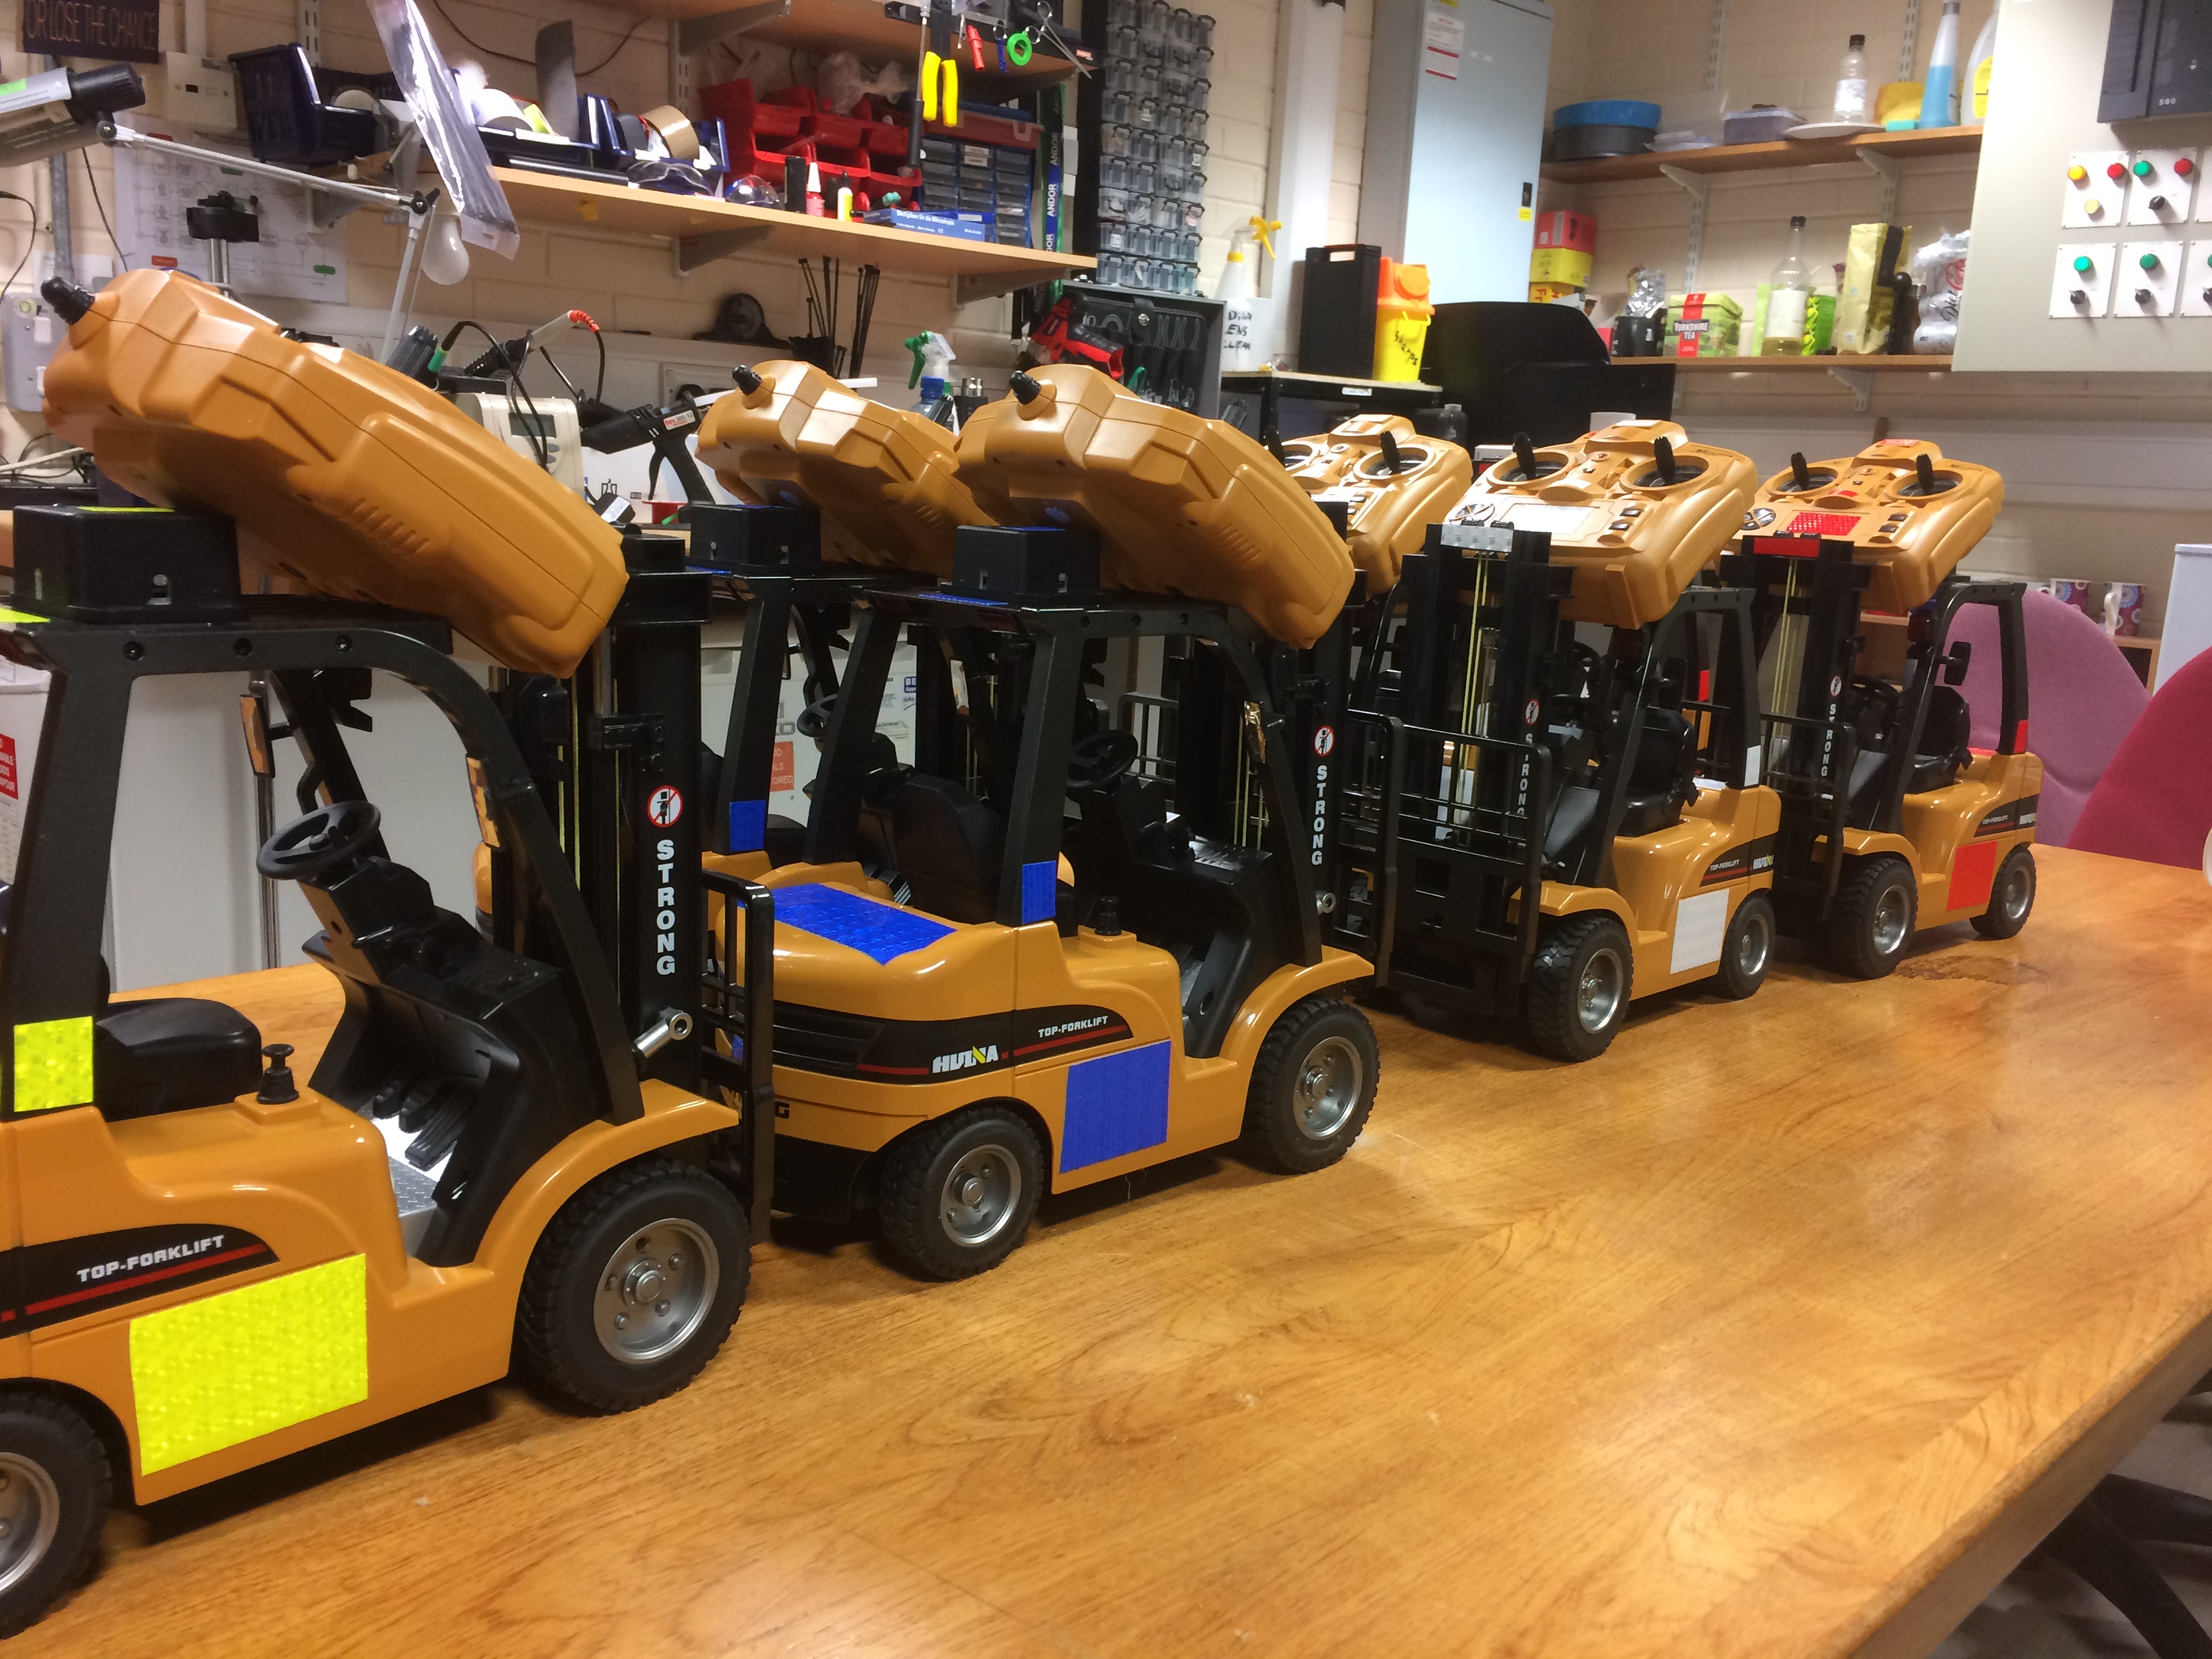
1665, 291, 1742, 357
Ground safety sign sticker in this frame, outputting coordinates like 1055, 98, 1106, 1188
1313, 724, 1336, 758
647, 785, 684, 828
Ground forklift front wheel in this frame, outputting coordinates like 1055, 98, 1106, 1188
1525, 913, 1634, 1063
1712, 891, 1776, 1002
1824, 855, 1919, 979
1242, 996, 1380, 1174
1971, 847, 2037, 941
515, 1157, 751, 1414
0, 1390, 111, 1637
878, 1107, 1046, 1280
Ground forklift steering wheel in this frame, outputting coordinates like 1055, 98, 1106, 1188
255, 799, 382, 884
1067, 731, 1141, 794
796, 695, 836, 740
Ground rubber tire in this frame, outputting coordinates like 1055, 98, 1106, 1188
1524, 912, 1635, 1063
1240, 996, 1380, 1174
0, 1391, 110, 1639
1971, 846, 2037, 939
1711, 890, 1776, 1002
1824, 854, 1919, 979
878, 1106, 1045, 1282
514, 1156, 750, 1415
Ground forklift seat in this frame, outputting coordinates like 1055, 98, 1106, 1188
890, 775, 1006, 925
93, 997, 264, 1120
1618, 708, 1696, 837
1846, 684, 1975, 816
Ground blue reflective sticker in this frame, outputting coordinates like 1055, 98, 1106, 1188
1059, 1040, 1170, 1170
1021, 859, 1057, 925
774, 883, 956, 964
729, 798, 768, 853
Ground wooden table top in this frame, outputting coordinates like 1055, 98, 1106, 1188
29, 845, 2212, 1658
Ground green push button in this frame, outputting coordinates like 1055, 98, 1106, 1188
2074, 255, 2095, 273
2139, 250, 2162, 270
2135, 158, 2154, 178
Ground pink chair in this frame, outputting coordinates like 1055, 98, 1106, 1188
1950, 590, 2148, 846
2072, 645, 2212, 867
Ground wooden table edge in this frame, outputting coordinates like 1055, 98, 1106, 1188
1851, 1298, 2212, 1656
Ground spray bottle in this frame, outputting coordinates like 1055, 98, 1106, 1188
1920, 0, 1963, 129
905, 330, 958, 429
1214, 214, 1279, 372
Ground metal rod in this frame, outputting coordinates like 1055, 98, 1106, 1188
380, 206, 429, 359
101, 123, 426, 214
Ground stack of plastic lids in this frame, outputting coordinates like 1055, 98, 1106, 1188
40, 268, 624, 677
693, 359, 994, 575
956, 364, 1353, 647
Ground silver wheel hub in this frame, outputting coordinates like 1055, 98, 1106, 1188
1737, 909, 1771, 977
941, 1145, 1022, 1248
1578, 946, 1626, 1032
1873, 885, 1911, 953
594, 1221, 718, 1366
1294, 1035, 1365, 1141
0, 1456, 60, 1597
2003, 864, 2031, 918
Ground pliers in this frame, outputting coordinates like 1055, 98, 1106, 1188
921, 4, 960, 127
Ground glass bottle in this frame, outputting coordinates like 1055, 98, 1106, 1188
1761, 216, 1813, 357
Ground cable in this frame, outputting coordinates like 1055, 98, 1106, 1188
442, 319, 550, 470
81, 152, 126, 270
425, 0, 645, 75
0, 190, 37, 301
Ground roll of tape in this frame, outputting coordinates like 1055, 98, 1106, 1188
642, 104, 700, 161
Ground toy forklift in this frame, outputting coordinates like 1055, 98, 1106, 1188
1726, 441, 2040, 975
723, 365, 1381, 1280
0, 272, 776, 1635
1330, 421, 1779, 1061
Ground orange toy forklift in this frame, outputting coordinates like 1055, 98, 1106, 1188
1726, 441, 2039, 975
1330, 420, 1778, 1060
0, 271, 777, 1634
718, 365, 1383, 1278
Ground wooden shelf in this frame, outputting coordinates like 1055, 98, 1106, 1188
1543, 125, 1984, 186
492, 168, 1093, 298
607, 0, 1087, 88
1671, 354, 1952, 373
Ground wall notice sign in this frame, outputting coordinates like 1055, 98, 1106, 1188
1423, 3, 1462, 79
22, 0, 161, 62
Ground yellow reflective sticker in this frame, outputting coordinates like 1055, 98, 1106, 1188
13, 1017, 93, 1113
0, 608, 44, 627
129, 1254, 369, 1475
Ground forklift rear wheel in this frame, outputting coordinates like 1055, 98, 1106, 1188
0, 1391, 110, 1637
878, 1107, 1045, 1281
1242, 996, 1380, 1173
515, 1156, 750, 1414
1525, 913, 1633, 1063
1824, 855, 1919, 979
1712, 891, 1776, 1001
1971, 847, 2037, 940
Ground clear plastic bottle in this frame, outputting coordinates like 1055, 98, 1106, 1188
1761, 216, 1814, 357
1921, 0, 1963, 129
1832, 34, 1870, 124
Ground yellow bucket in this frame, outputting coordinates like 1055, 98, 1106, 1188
1372, 258, 1434, 382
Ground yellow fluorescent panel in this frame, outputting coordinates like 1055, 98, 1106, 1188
129, 1254, 369, 1474
13, 1017, 94, 1113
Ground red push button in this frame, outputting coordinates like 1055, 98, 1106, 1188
2108, 161, 2130, 180
2178, 157, 2198, 178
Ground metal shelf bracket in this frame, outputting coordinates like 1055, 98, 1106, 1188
676, 224, 777, 274
1828, 365, 1874, 413
1859, 147, 1903, 222
676, 0, 792, 56
954, 268, 1057, 306
1658, 164, 1713, 288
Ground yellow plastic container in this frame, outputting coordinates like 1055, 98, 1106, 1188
1372, 258, 1434, 383
40, 269, 626, 678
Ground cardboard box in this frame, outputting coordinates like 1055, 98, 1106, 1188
1530, 246, 1594, 286
1666, 291, 1742, 357
1529, 280, 1583, 304
1532, 209, 1597, 254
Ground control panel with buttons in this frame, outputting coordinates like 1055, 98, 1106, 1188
2127, 149, 2200, 226
2049, 244, 2117, 316
2182, 243, 2212, 318
2115, 241, 2184, 316
2061, 150, 2131, 229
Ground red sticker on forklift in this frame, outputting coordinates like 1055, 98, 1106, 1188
0, 733, 14, 798
1784, 512, 1864, 537
647, 785, 684, 827
1312, 724, 1336, 758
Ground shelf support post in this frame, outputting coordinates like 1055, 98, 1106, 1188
1828, 365, 1874, 414
1658, 165, 1711, 289
1859, 148, 1902, 223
